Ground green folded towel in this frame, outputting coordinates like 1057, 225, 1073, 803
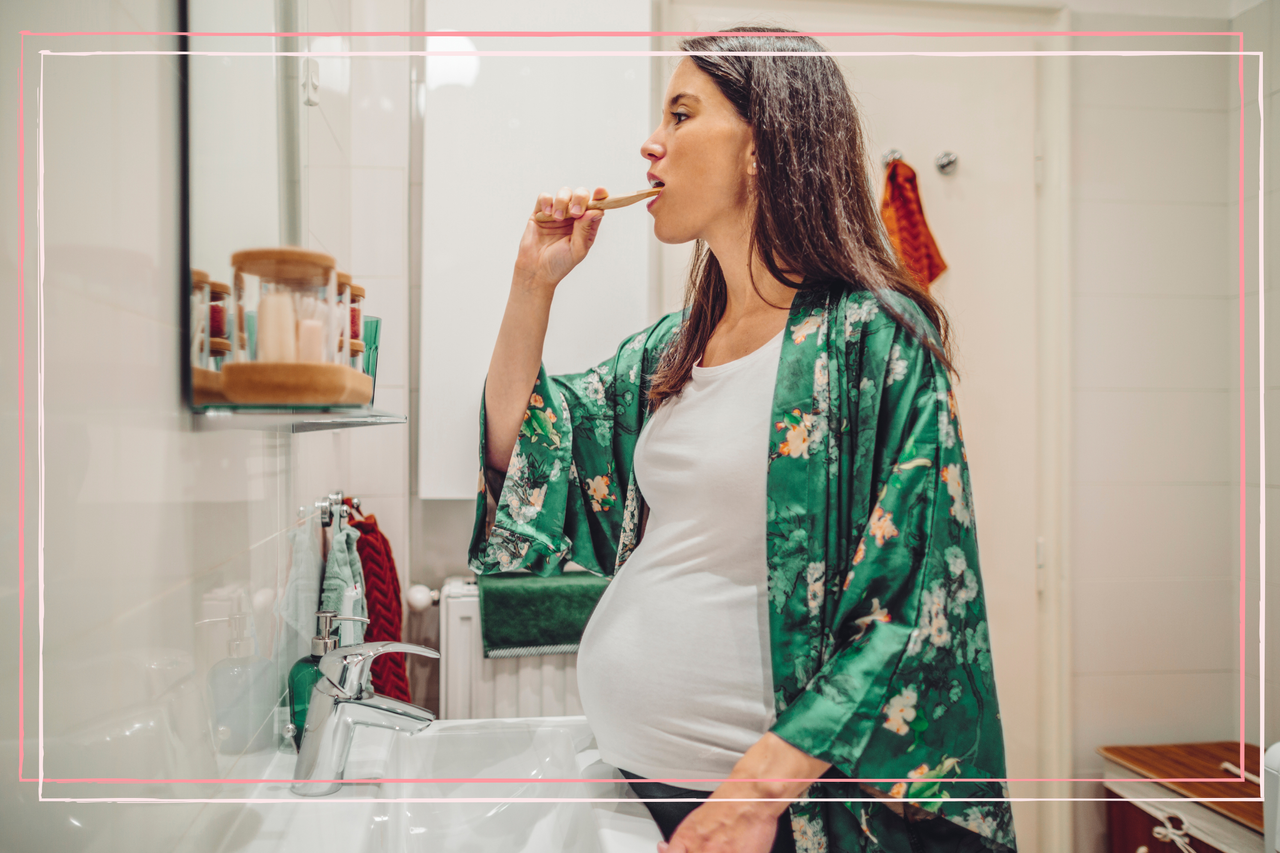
476, 572, 610, 658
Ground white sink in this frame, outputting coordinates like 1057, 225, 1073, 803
211, 716, 663, 853
367, 722, 599, 852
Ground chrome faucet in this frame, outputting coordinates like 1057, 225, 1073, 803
291, 640, 441, 797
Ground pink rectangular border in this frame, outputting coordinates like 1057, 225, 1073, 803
16, 29, 1264, 805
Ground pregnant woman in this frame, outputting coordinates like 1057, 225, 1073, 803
469, 27, 1016, 853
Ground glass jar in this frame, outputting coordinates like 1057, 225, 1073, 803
334, 273, 365, 350
208, 335, 231, 368
348, 284, 365, 342
208, 279, 230, 341
231, 273, 251, 363
230, 248, 344, 364
190, 268, 211, 368
347, 339, 366, 373
336, 272, 354, 354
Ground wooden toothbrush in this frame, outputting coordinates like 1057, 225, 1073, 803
532, 188, 661, 222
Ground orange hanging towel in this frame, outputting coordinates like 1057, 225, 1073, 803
880, 159, 948, 289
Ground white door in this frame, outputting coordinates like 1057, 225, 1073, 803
658, 3, 1054, 846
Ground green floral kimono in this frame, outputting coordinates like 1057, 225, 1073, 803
468, 284, 1016, 852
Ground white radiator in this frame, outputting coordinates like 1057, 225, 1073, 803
438, 575, 583, 720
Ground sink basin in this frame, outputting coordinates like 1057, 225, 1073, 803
209, 716, 662, 853
365, 722, 600, 852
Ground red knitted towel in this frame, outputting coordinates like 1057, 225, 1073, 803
345, 500, 411, 702
880, 159, 948, 289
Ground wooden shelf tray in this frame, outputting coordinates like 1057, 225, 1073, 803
221, 362, 372, 406
191, 366, 229, 405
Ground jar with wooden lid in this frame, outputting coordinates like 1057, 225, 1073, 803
234, 248, 347, 364
207, 279, 232, 358
336, 272, 355, 351
346, 339, 366, 373
348, 283, 365, 342
221, 248, 370, 405
208, 335, 232, 367
229, 273, 249, 363
190, 268, 231, 404
334, 274, 368, 371
190, 268, 211, 368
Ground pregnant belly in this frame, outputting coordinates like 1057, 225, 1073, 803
575, 558, 775, 753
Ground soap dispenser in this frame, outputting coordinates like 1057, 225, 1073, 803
206, 609, 277, 754
286, 610, 369, 749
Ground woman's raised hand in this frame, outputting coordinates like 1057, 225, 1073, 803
513, 185, 607, 294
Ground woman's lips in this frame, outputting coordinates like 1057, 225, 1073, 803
647, 187, 663, 210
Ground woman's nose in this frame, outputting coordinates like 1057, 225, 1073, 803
640, 132, 663, 162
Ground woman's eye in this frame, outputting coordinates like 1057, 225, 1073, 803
672, 112, 689, 124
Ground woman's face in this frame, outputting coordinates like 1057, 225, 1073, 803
641, 58, 756, 245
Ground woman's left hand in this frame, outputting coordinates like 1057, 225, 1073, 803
656, 732, 832, 853
657, 796, 782, 853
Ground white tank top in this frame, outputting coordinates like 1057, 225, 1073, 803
575, 327, 783, 790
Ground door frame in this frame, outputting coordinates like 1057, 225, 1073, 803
1034, 17, 1074, 853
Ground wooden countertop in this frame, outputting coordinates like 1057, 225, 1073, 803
1096, 741, 1263, 834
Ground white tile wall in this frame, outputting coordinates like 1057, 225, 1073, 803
1073, 578, 1237, 674
1229, 0, 1278, 765
1, 1, 412, 848
1071, 483, 1235, 582
1068, 10, 1259, 852
1072, 671, 1240, 771
1072, 200, 1232, 298
1073, 106, 1229, 204
1074, 295, 1232, 388
1073, 390, 1231, 483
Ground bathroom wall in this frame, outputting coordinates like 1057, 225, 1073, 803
1065, 11, 1265, 853
0, 0, 413, 848
1234, 0, 1279, 807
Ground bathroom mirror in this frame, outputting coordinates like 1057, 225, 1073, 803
174, 0, 416, 784
185, 1, 401, 413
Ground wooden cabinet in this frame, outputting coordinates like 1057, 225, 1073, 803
1099, 742, 1264, 853
1106, 790, 1228, 852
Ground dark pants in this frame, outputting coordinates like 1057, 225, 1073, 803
620, 769, 1000, 852
619, 769, 796, 853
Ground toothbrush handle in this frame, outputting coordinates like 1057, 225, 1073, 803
531, 188, 660, 222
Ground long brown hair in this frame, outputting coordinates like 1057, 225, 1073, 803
646, 26, 956, 411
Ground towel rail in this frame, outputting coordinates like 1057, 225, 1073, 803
298, 490, 364, 564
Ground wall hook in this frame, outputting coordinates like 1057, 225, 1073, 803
935, 151, 958, 175
315, 491, 362, 529
303, 58, 320, 107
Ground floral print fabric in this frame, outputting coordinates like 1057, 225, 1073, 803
468, 285, 1016, 852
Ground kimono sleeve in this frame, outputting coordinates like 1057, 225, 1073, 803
467, 313, 681, 578
769, 319, 969, 773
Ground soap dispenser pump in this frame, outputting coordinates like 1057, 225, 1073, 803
206, 608, 277, 755
286, 610, 369, 749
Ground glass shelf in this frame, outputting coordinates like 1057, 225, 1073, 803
191, 405, 408, 433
